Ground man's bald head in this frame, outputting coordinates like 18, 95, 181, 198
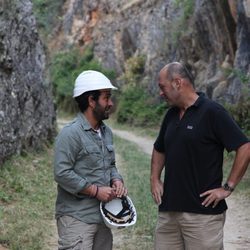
163, 62, 195, 87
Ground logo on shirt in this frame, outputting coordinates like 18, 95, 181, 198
187, 125, 193, 130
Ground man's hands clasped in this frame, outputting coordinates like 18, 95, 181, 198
82, 179, 127, 202
97, 180, 127, 202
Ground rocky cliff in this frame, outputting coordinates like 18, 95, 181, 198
49, 0, 250, 103
0, 0, 56, 165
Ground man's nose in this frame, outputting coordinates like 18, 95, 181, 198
159, 90, 164, 97
109, 99, 114, 106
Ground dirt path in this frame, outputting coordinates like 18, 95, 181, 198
112, 128, 250, 250
49, 120, 250, 249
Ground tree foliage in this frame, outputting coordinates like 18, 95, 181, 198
115, 55, 167, 127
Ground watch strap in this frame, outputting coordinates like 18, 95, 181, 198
223, 183, 234, 192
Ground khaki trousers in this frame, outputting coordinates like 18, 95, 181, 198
57, 215, 113, 250
154, 211, 226, 250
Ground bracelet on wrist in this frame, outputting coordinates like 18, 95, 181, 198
93, 186, 99, 198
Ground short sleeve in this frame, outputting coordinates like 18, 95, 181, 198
213, 106, 249, 152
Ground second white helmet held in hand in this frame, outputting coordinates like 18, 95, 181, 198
100, 196, 137, 229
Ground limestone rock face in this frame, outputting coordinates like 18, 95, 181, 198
50, 0, 250, 103
0, 0, 56, 165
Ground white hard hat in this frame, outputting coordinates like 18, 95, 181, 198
100, 196, 137, 229
73, 70, 117, 97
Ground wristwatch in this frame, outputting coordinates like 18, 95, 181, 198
223, 183, 234, 192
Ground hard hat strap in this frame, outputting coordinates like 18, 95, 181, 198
102, 197, 135, 224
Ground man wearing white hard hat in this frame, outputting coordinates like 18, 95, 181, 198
54, 70, 128, 250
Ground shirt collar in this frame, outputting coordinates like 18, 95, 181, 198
192, 92, 205, 107
77, 113, 106, 132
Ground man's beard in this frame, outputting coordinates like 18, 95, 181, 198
93, 103, 110, 121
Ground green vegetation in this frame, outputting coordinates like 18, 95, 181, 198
119, 55, 146, 86
174, 0, 195, 20
115, 86, 166, 127
113, 135, 157, 249
225, 95, 250, 135
32, 0, 65, 39
51, 46, 115, 113
223, 68, 250, 135
172, 0, 195, 45
0, 147, 56, 250
115, 55, 167, 127
231, 69, 250, 85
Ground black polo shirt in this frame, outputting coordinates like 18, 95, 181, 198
154, 93, 249, 214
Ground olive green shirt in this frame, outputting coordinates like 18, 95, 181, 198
54, 113, 123, 223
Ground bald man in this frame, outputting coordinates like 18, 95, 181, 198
150, 62, 250, 250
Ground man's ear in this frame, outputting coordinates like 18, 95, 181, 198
172, 81, 177, 90
88, 95, 96, 108
172, 78, 181, 90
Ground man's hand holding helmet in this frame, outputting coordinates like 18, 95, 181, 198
112, 179, 128, 198
96, 186, 116, 202
81, 182, 127, 202
80, 185, 115, 202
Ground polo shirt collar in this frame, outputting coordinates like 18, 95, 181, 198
192, 92, 205, 108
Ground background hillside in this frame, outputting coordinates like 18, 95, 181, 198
44, 0, 250, 103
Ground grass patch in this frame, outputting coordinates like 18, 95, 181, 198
0, 146, 56, 250
113, 135, 157, 249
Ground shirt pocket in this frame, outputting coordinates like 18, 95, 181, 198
77, 145, 101, 161
85, 145, 102, 158
106, 144, 115, 165
85, 145, 101, 155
